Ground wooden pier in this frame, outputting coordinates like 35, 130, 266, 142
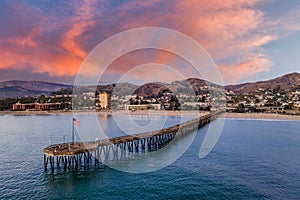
43, 112, 221, 171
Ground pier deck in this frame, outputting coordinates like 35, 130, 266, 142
43, 112, 220, 171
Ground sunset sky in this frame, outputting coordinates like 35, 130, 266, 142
0, 0, 300, 85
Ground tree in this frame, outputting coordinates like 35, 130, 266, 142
237, 103, 245, 112
38, 95, 46, 103
0, 98, 18, 111
283, 104, 291, 110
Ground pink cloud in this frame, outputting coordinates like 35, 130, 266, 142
1, 0, 297, 84
166, 0, 275, 77
0, 1, 101, 78
219, 57, 271, 83
100, 0, 275, 83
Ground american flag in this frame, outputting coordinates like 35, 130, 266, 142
73, 118, 81, 126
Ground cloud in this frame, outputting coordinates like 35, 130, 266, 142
219, 56, 272, 83
0, 68, 74, 84
117, 63, 186, 85
0, 0, 102, 78
0, 0, 299, 84
165, 0, 275, 82
99, 0, 276, 83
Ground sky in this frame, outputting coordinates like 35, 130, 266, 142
0, 0, 300, 85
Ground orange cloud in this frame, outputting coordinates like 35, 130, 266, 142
0, 1, 102, 78
0, 0, 295, 84
95, 0, 275, 83
166, 0, 274, 78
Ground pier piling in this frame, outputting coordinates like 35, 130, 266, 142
43, 112, 222, 171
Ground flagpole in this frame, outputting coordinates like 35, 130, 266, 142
72, 118, 74, 145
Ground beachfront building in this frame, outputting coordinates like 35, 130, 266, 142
12, 102, 61, 111
34, 103, 61, 110
12, 103, 35, 111
99, 92, 112, 109
125, 104, 161, 111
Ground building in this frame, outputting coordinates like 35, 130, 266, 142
12, 102, 61, 111
12, 103, 35, 111
34, 103, 61, 110
125, 104, 161, 111
99, 92, 111, 109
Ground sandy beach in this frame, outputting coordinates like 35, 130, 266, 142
224, 112, 300, 120
1, 110, 299, 120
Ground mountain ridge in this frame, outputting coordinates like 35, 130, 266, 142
0, 72, 299, 98
0, 80, 71, 98
225, 72, 300, 94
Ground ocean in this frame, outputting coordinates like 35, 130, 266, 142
0, 114, 299, 199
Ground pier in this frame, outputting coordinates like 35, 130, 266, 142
43, 112, 221, 171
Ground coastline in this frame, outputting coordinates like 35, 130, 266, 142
1, 110, 299, 120
224, 112, 300, 120
0, 110, 207, 117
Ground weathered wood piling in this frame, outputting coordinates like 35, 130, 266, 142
43, 112, 221, 171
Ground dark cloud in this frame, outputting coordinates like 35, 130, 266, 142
0, 68, 74, 84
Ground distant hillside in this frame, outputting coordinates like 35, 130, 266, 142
1, 72, 299, 99
0, 80, 71, 98
2, 80, 71, 92
131, 78, 219, 97
72, 79, 212, 97
130, 73, 300, 96
132, 82, 170, 97
108, 83, 138, 96
225, 72, 300, 94
70, 83, 138, 97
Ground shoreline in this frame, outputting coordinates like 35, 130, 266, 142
224, 112, 300, 121
0, 110, 299, 120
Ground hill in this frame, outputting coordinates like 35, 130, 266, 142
225, 72, 300, 94
1, 72, 299, 99
131, 78, 219, 97
0, 80, 71, 98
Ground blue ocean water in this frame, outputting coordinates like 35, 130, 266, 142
0, 114, 299, 199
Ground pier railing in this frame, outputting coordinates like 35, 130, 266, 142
43, 111, 223, 171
